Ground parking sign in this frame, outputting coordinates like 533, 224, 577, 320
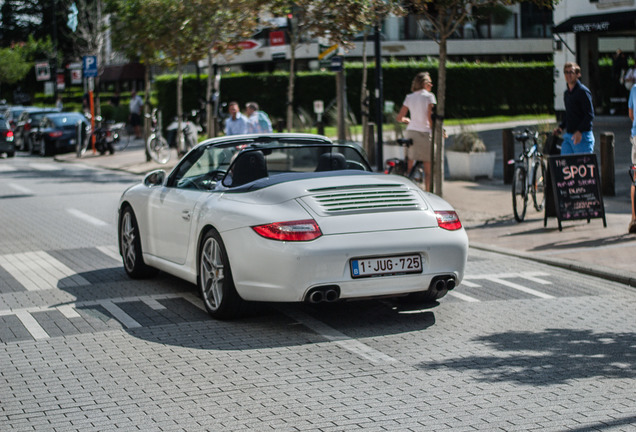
83, 55, 98, 77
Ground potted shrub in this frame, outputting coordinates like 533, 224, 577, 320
446, 131, 496, 180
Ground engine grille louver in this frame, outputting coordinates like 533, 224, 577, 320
306, 184, 422, 215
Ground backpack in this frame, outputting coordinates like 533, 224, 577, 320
257, 111, 273, 133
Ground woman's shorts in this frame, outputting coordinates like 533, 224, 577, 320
405, 130, 432, 162
631, 135, 636, 164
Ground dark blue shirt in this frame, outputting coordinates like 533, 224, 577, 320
560, 80, 594, 133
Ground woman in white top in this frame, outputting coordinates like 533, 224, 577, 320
396, 72, 436, 192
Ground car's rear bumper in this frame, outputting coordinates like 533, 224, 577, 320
0, 141, 15, 152
222, 227, 468, 302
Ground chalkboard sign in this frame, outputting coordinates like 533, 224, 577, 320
546, 153, 606, 231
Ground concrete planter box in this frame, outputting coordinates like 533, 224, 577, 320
446, 150, 496, 180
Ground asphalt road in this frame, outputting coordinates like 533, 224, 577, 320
1, 153, 636, 431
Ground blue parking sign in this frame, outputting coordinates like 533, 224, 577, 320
83, 55, 98, 77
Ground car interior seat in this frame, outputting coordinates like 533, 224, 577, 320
231, 150, 268, 186
315, 152, 347, 171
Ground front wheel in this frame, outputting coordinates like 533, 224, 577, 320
512, 165, 528, 222
198, 229, 244, 320
531, 160, 547, 212
118, 206, 157, 279
146, 134, 170, 164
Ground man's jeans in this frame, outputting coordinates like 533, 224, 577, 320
560, 131, 595, 155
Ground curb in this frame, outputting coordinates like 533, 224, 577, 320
470, 242, 636, 288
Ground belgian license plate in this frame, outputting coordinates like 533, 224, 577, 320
350, 254, 422, 278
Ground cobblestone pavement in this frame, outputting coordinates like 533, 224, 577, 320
1, 156, 636, 431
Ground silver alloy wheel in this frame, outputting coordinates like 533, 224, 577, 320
121, 211, 136, 272
200, 236, 224, 310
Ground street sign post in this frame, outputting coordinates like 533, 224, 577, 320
82, 55, 98, 78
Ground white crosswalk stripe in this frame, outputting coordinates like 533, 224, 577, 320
0, 165, 17, 172
0, 251, 90, 291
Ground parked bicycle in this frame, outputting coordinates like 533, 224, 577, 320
510, 129, 548, 222
166, 116, 199, 156
146, 108, 170, 164
384, 138, 426, 186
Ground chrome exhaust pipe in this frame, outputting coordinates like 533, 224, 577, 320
445, 278, 456, 290
434, 278, 447, 291
308, 290, 324, 303
325, 289, 339, 302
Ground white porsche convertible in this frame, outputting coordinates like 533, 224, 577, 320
118, 134, 468, 319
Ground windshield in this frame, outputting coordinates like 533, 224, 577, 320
168, 140, 370, 190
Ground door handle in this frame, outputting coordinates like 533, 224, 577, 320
181, 210, 191, 221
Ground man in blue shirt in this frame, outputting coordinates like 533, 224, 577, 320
225, 101, 248, 135
627, 84, 636, 233
554, 62, 595, 155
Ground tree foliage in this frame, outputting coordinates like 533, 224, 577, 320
405, 0, 559, 196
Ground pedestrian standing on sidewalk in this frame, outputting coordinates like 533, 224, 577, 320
627, 84, 636, 233
553, 62, 595, 155
245, 102, 273, 133
225, 101, 248, 135
396, 71, 436, 192
129, 90, 144, 139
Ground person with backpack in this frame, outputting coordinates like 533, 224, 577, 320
245, 102, 273, 134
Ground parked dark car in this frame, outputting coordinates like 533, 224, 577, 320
0, 115, 15, 158
32, 112, 90, 156
14, 107, 60, 152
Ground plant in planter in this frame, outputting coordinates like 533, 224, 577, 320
446, 131, 496, 180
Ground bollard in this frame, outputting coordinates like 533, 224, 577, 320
502, 128, 514, 184
600, 132, 615, 197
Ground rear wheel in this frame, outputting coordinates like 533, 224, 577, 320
198, 229, 244, 320
531, 160, 547, 211
512, 165, 528, 222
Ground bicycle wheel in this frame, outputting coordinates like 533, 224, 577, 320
147, 134, 171, 164
77, 130, 90, 157
409, 163, 425, 185
531, 159, 547, 211
114, 124, 131, 151
512, 165, 527, 222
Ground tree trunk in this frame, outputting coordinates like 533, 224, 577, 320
361, 33, 369, 155
177, 58, 184, 154
433, 37, 447, 197
286, 28, 298, 131
144, 64, 151, 161
206, 50, 214, 137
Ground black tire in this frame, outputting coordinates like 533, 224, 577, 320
118, 206, 158, 279
409, 163, 425, 185
512, 165, 527, 222
198, 229, 244, 320
7, 151, 14, 158
531, 160, 547, 212
40, 139, 52, 157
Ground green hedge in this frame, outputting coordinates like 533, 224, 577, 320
154, 61, 557, 126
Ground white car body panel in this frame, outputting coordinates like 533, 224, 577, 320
118, 135, 468, 305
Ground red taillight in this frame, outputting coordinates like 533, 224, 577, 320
435, 211, 462, 231
252, 219, 322, 241
4, 130, 13, 141
48, 131, 63, 138
24, 122, 31, 131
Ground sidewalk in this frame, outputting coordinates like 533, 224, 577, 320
55, 120, 636, 287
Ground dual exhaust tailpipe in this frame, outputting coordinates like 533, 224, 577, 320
306, 285, 340, 304
430, 275, 456, 292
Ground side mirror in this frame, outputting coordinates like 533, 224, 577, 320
143, 169, 166, 187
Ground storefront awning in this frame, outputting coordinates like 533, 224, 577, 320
553, 10, 636, 33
